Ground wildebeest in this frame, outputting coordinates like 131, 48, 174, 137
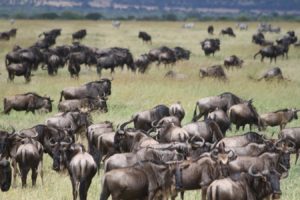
173, 47, 190, 61
3, 92, 53, 114
135, 54, 151, 73
260, 108, 299, 130
228, 99, 263, 131
72, 29, 87, 41
279, 127, 300, 164
0, 159, 11, 192
59, 79, 111, 102
207, 108, 231, 135
121, 104, 170, 132
183, 118, 224, 143
217, 132, 267, 148
0, 32, 10, 40
152, 122, 189, 143
58, 97, 108, 113
169, 102, 185, 122
138, 31, 152, 44
207, 169, 286, 200
104, 148, 183, 172
6, 62, 32, 82
45, 111, 92, 140
39, 28, 61, 39
220, 27, 236, 37
192, 92, 245, 121
100, 160, 175, 200
200, 39, 220, 56
8, 28, 17, 38
165, 70, 188, 80
51, 142, 97, 200
254, 45, 281, 63
15, 137, 44, 187
208, 25, 214, 35
148, 46, 176, 66
251, 67, 285, 81
224, 55, 243, 69
199, 65, 227, 80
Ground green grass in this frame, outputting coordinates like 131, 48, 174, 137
0, 20, 300, 199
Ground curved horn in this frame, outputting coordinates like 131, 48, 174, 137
248, 165, 263, 177
119, 120, 133, 130
151, 120, 159, 128
9, 126, 16, 134
274, 139, 284, 150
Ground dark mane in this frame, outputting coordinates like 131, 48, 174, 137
21, 92, 45, 99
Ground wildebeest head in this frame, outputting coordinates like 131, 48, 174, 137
50, 137, 73, 171
41, 96, 54, 113
0, 127, 15, 159
211, 142, 237, 177
274, 139, 295, 170
0, 159, 12, 192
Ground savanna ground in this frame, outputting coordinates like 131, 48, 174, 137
0, 20, 300, 200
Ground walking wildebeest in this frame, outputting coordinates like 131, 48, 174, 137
220, 27, 236, 37
138, 31, 152, 44
3, 92, 53, 114
224, 55, 244, 69
6, 62, 32, 82
51, 142, 97, 200
260, 108, 299, 130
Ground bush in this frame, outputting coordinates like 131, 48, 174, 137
36, 12, 59, 19
85, 13, 103, 20
60, 11, 83, 20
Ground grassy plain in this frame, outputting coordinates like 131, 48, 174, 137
0, 20, 300, 199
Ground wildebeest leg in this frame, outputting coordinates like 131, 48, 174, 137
12, 158, 18, 188
99, 178, 111, 200
249, 124, 252, 131
38, 159, 44, 185
295, 149, 300, 165
202, 187, 208, 200
236, 125, 240, 132
20, 165, 30, 188
31, 167, 38, 186
79, 177, 93, 200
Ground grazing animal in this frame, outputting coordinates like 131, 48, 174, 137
169, 102, 185, 122
261, 108, 299, 130
152, 122, 189, 143
135, 54, 151, 73
207, 169, 286, 200
217, 132, 267, 148
58, 97, 108, 113
200, 39, 220, 56
52, 143, 97, 200
138, 31, 152, 44
15, 137, 44, 187
72, 29, 87, 41
228, 99, 263, 131
254, 45, 281, 63
208, 25, 214, 35
220, 27, 236, 37
3, 93, 53, 114
100, 160, 175, 200
279, 127, 300, 164
122, 104, 170, 132
173, 47, 190, 61
0, 159, 12, 192
224, 55, 243, 69
6, 62, 32, 82
236, 23, 248, 31
199, 65, 227, 80
255, 67, 285, 81
207, 108, 231, 135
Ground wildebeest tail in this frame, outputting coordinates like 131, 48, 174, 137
59, 91, 64, 102
100, 176, 110, 200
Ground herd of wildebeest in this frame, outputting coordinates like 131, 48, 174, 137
0, 21, 300, 200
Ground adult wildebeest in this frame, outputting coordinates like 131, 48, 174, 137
45, 111, 92, 140
199, 65, 227, 80
208, 25, 214, 35
169, 102, 185, 122
100, 160, 175, 200
8, 28, 17, 38
104, 148, 183, 172
165, 70, 188, 80
228, 99, 263, 131
173, 47, 190, 61
72, 29, 87, 41
148, 46, 176, 65
0, 159, 11, 192
207, 108, 231, 135
121, 104, 170, 132
0, 32, 10, 40
183, 118, 224, 143
16, 137, 44, 187
220, 27, 236, 37
261, 108, 299, 130
6, 62, 32, 82
254, 45, 281, 63
251, 67, 285, 81
217, 132, 267, 148
135, 54, 151, 73
58, 97, 108, 113
138, 31, 152, 44
59, 79, 111, 102
39, 29, 61, 39
152, 122, 189, 143
279, 127, 300, 164
224, 55, 244, 69
3, 92, 53, 114
200, 39, 220, 56
207, 169, 286, 200
192, 92, 245, 121
51, 142, 97, 200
